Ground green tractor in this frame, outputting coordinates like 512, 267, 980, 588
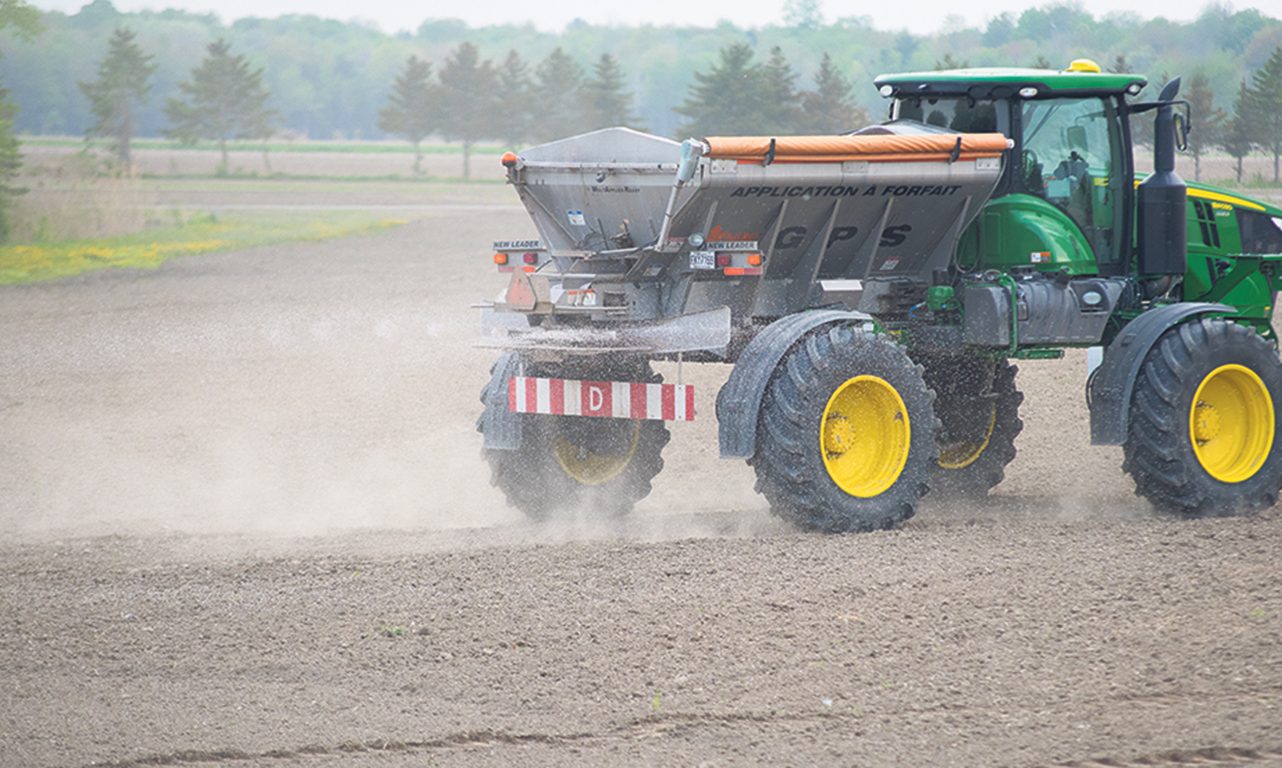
478, 59, 1282, 530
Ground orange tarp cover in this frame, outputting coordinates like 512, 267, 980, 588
704, 133, 1012, 164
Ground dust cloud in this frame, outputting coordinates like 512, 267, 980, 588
1, 202, 1153, 548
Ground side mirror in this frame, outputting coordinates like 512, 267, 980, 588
1173, 112, 1189, 152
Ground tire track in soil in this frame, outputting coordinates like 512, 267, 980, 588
86, 694, 1282, 768
1047, 746, 1282, 767
84, 713, 830, 768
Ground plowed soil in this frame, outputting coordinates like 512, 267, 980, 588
2, 185, 1280, 767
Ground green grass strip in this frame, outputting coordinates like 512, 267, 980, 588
0, 212, 406, 284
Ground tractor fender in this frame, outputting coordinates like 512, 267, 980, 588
1088, 302, 1235, 445
717, 310, 876, 459
480, 351, 523, 450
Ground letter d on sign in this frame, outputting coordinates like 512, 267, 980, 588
586, 383, 606, 416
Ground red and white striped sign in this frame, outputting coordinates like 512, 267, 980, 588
508, 376, 694, 422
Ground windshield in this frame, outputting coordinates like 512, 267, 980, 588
891, 96, 1006, 134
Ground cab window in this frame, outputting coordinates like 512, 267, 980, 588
1237, 210, 1282, 254
1020, 98, 1114, 198
893, 97, 1002, 134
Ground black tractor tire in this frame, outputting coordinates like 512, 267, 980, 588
478, 357, 670, 520
923, 356, 1024, 498
1123, 318, 1282, 516
749, 323, 938, 533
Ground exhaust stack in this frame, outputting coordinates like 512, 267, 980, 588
1136, 77, 1187, 276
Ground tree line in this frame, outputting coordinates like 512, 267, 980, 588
59, 25, 1282, 187
54, 30, 872, 180
378, 44, 642, 179
5, 1, 1281, 140
1188, 46, 1282, 184
376, 41, 868, 177
79, 29, 274, 175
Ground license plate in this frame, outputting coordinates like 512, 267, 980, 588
689, 250, 716, 270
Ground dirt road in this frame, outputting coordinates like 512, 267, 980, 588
2, 185, 1281, 767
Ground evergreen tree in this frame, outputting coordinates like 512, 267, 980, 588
0, 0, 39, 241
799, 52, 867, 134
437, 41, 498, 180
78, 27, 155, 174
676, 43, 766, 137
1223, 81, 1255, 184
530, 47, 585, 142
0, 88, 22, 241
1185, 72, 1226, 182
581, 53, 638, 132
164, 39, 275, 174
494, 50, 534, 147
378, 55, 435, 175
936, 53, 971, 69
761, 46, 801, 132
1246, 45, 1282, 183
1029, 55, 1052, 69
1107, 54, 1130, 74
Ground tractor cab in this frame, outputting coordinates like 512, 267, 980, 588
873, 61, 1148, 276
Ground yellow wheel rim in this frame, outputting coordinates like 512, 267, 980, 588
1189, 364, 1274, 483
937, 403, 997, 470
820, 375, 912, 498
552, 422, 640, 486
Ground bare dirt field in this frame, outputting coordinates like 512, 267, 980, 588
2, 181, 1282, 767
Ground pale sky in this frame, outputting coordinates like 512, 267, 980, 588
29, 0, 1282, 34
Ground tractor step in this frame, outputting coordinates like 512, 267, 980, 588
508, 376, 694, 422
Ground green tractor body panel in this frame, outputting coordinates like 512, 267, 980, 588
958, 194, 1097, 276
1174, 183, 1282, 329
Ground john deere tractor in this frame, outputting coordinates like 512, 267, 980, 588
477, 59, 1282, 531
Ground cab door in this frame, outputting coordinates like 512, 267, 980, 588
1017, 96, 1128, 272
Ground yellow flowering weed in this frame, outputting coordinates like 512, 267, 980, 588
0, 213, 406, 284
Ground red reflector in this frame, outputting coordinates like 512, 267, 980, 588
715, 253, 732, 268
522, 251, 538, 265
